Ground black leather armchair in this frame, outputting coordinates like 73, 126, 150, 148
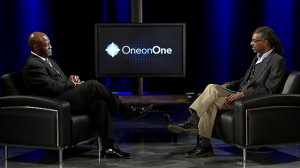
212, 70, 300, 162
0, 72, 100, 164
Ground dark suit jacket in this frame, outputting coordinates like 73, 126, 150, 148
23, 54, 75, 97
227, 52, 286, 97
23, 54, 119, 140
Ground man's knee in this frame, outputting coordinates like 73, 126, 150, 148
206, 84, 217, 90
78, 80, 102, 93
84, 80, 103, 89
85, 80, 99, 86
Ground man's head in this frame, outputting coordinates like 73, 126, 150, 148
250, 26, 284, 56
28, 32, 52, 57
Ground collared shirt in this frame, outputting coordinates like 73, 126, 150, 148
31, 51, 60, 74
31, 51, 55, 67
31, 51, 46, 61
255, 49, 273, 64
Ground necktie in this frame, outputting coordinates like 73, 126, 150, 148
46, 58, 53, 67
46, 58, 60, 74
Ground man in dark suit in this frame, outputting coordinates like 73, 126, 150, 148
168, 26, 286, 158
23, 31, 153, 159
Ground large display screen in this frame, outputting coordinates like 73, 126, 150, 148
95, 23, 186, 77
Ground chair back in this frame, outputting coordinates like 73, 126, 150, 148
280, 70, 300, 94
1, 72, 28, 96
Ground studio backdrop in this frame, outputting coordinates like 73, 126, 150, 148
1, 0, 299, 96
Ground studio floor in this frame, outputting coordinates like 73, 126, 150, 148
1, 112, 300, 168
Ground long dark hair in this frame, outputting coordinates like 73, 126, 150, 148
254, 26, 284, 56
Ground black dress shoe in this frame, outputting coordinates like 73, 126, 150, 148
101, 145, 132, 159
124, 104, 153, 120
185, 144, 201, 155
185, 144, 213, 158
167, 120, 198, 135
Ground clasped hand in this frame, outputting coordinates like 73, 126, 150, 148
220, 83, 245, 105
225, 92, 245, 105
69, 75, 84, 85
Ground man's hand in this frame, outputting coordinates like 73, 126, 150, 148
74, 81, 84, 85
225, 92, 245, 105
69, 75, 80, 82
69, 75, 84, 85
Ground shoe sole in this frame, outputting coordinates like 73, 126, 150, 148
167, 125, 198, 135
101, 155, 132, 159
185, 152, 214, 158
101, 153, 132, 159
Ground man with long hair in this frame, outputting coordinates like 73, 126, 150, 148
168, 26, 286, 158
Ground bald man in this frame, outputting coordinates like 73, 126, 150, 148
23, 32, 153, 159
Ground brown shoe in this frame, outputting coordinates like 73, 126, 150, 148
167, 120, 198, 135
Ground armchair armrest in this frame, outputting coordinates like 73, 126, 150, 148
0, 95, 70, 110
235, 94, 300, 109
0, 95, 72, 147
234, 94, 300, 147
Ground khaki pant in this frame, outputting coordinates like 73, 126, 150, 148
189, 84, 235, 138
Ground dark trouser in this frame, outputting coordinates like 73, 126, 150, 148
56, 80, 119, 142
57, 80, 120, 112
89, 99, 115, 141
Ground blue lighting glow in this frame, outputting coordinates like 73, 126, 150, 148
209, 0, 236, 83
17, 0, 52, 70
264, 0, 294, 68
102, 0, 109, 22
115, 0, 131, 23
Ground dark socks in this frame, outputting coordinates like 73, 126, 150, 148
200, 137, 211, 148
188, 111, 199, 124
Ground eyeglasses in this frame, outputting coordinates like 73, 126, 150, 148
251, 39, 265, 43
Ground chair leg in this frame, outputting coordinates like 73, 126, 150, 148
243, 148, 247, 163
59, 149, 63, 165
4, 146, 8, 160
97, 138, 101, 163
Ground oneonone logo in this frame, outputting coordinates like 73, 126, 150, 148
105, 42, 120, 57
105, 42, 172, 57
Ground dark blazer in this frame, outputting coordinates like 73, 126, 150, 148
23, 54, 75, 97
227, 52, 286, 97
